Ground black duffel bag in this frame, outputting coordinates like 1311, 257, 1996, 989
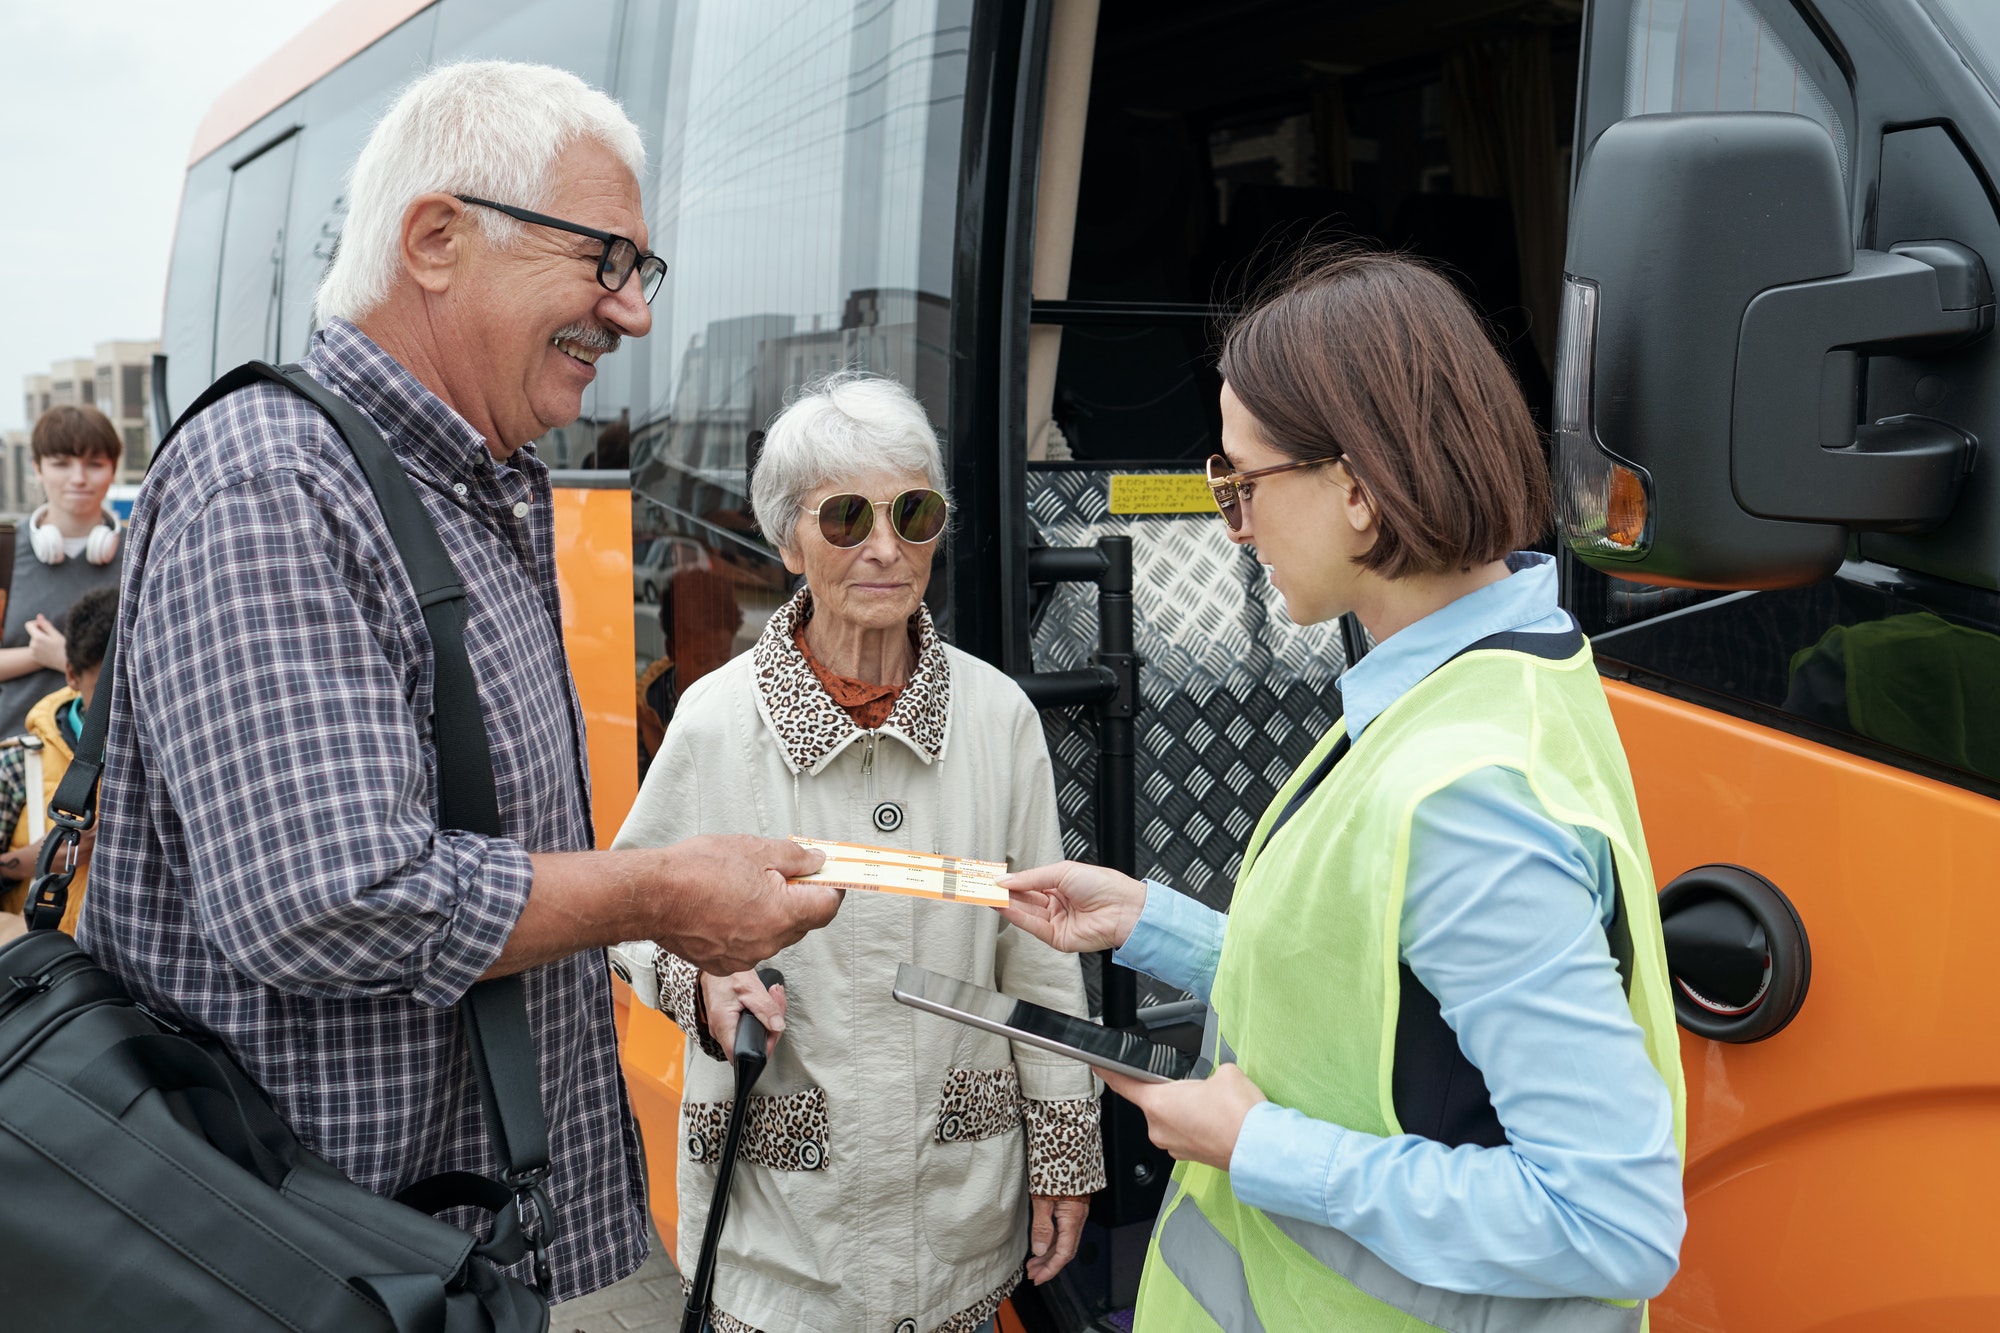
0, 362, 562, 1333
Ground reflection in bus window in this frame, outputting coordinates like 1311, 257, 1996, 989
609, 0, 971, 769
285, 9, 437, 361
433, 0, 619, 87
1623, 0, 1848, 179
636, 565, 747, 757
1928, 0, 2000, 105
1593, 565, 2000, 790
164, 157, 231, 407
1787, 612, 2000, 781
214, 133, 300, 375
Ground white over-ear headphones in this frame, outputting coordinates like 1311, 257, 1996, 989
27, 505, 120, 567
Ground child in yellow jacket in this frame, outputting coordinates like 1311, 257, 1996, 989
0, 586, 117, 935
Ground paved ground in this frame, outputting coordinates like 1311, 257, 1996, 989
551, 1228, 687, 1333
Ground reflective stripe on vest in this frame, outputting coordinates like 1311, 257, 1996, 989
1198, 1006, 1237, 1072
1159, 1192, 1643, 1333
1262, 1210, 1641, 1333
1157, 1192, 1265, 1333
1153, 1179, 1182, 1243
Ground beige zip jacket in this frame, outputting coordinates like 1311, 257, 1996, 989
611, 591, 1105, 1333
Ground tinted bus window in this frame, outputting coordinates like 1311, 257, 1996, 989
214, 132, 301, 375
1623, 0, 1848, 178
283, 10, 438, 361
162, 154, 232, 412
434, 0, 619, 89
1919, 1, 2000, 105
608, 0, 971, 768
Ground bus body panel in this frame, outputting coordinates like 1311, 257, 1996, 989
551, 483, 639, 846
553, 481, 685, 1257
612, 979, 687, 1263
189, 0, 433, 166
1608, 681, 2000, 1329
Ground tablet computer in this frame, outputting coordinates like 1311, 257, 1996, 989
892, 962, 1197, 1083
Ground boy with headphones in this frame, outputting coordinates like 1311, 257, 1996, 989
0, 404, 122, 736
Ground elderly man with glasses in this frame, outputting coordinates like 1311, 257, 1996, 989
77, 60, 840, 1302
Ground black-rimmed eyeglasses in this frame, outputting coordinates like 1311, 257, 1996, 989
455, 195, 668, 304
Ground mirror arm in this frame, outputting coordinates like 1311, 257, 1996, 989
1733, 241, 1993, 529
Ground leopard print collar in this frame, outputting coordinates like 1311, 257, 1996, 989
751, 587, 952, 774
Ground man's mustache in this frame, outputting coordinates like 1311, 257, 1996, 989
552, 323, 621, 356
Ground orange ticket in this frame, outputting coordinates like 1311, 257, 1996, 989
789, 837, 1009, 908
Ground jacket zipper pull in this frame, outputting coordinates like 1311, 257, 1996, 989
862, 732, 877, 802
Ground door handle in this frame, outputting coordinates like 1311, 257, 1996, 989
1658, 865, 1811, 1043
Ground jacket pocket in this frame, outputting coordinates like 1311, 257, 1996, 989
682, 1087, 830, 1172
934, 1066, 1022, 1144
920, 1067, 1029, 1267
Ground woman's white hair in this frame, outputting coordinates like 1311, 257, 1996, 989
316, 60, 646, 324
753, 373, 950, 553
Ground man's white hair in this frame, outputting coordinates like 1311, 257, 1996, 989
316, 60, 646, 324
753, 373, 951, 552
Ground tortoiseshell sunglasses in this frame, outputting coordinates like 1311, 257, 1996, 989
1205, 453, 1335, 531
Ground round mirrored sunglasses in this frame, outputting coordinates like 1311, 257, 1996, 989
808, 489, 950, 548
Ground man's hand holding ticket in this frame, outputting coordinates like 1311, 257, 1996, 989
788, 837, 1009, 908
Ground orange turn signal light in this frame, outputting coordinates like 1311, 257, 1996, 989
1606, 463, 1649, 550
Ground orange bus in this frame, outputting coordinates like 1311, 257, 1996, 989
165, 0, 2000, 1327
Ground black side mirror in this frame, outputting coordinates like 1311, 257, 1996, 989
1557, 113, 1994, 590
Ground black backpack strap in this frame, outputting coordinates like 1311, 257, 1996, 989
30, 359, 555, 1288
461, 972, 555, 1280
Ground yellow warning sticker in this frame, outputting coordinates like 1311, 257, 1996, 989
1108, 474, 1216, 516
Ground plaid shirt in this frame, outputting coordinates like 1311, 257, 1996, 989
77, 321, 646, 1299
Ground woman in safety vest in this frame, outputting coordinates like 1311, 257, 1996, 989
1002, 249, 1687, 1331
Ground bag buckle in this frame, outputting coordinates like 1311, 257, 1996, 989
506, 1166, 556, 1293
48, 803, 94, 835
23, 824, 83, 932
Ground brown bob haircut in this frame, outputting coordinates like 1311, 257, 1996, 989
31, 404, 124, 468
1219, 248, 1550, 579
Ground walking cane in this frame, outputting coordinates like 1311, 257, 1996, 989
680, 967, 784, 1333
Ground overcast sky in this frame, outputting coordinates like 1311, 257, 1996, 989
0, 0, 340, 432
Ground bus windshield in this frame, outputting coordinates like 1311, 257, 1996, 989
1926, 0, 2000, 106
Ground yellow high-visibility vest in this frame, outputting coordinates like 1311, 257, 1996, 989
1136, 635, 1686, 1332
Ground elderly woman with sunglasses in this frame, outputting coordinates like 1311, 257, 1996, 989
610, 373, 1103, 1333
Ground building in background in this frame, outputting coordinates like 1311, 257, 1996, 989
90, 341, 159, 471
0, 432, 27, 520
45, 359, 99, 416
13, 341, 159, 513
20, 376, 51, 426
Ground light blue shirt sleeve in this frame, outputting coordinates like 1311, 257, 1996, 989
1226, 767, 1685, 1300
1112, 879, 1226, 1004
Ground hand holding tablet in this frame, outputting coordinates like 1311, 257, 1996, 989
892, 962, 1196, 1082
